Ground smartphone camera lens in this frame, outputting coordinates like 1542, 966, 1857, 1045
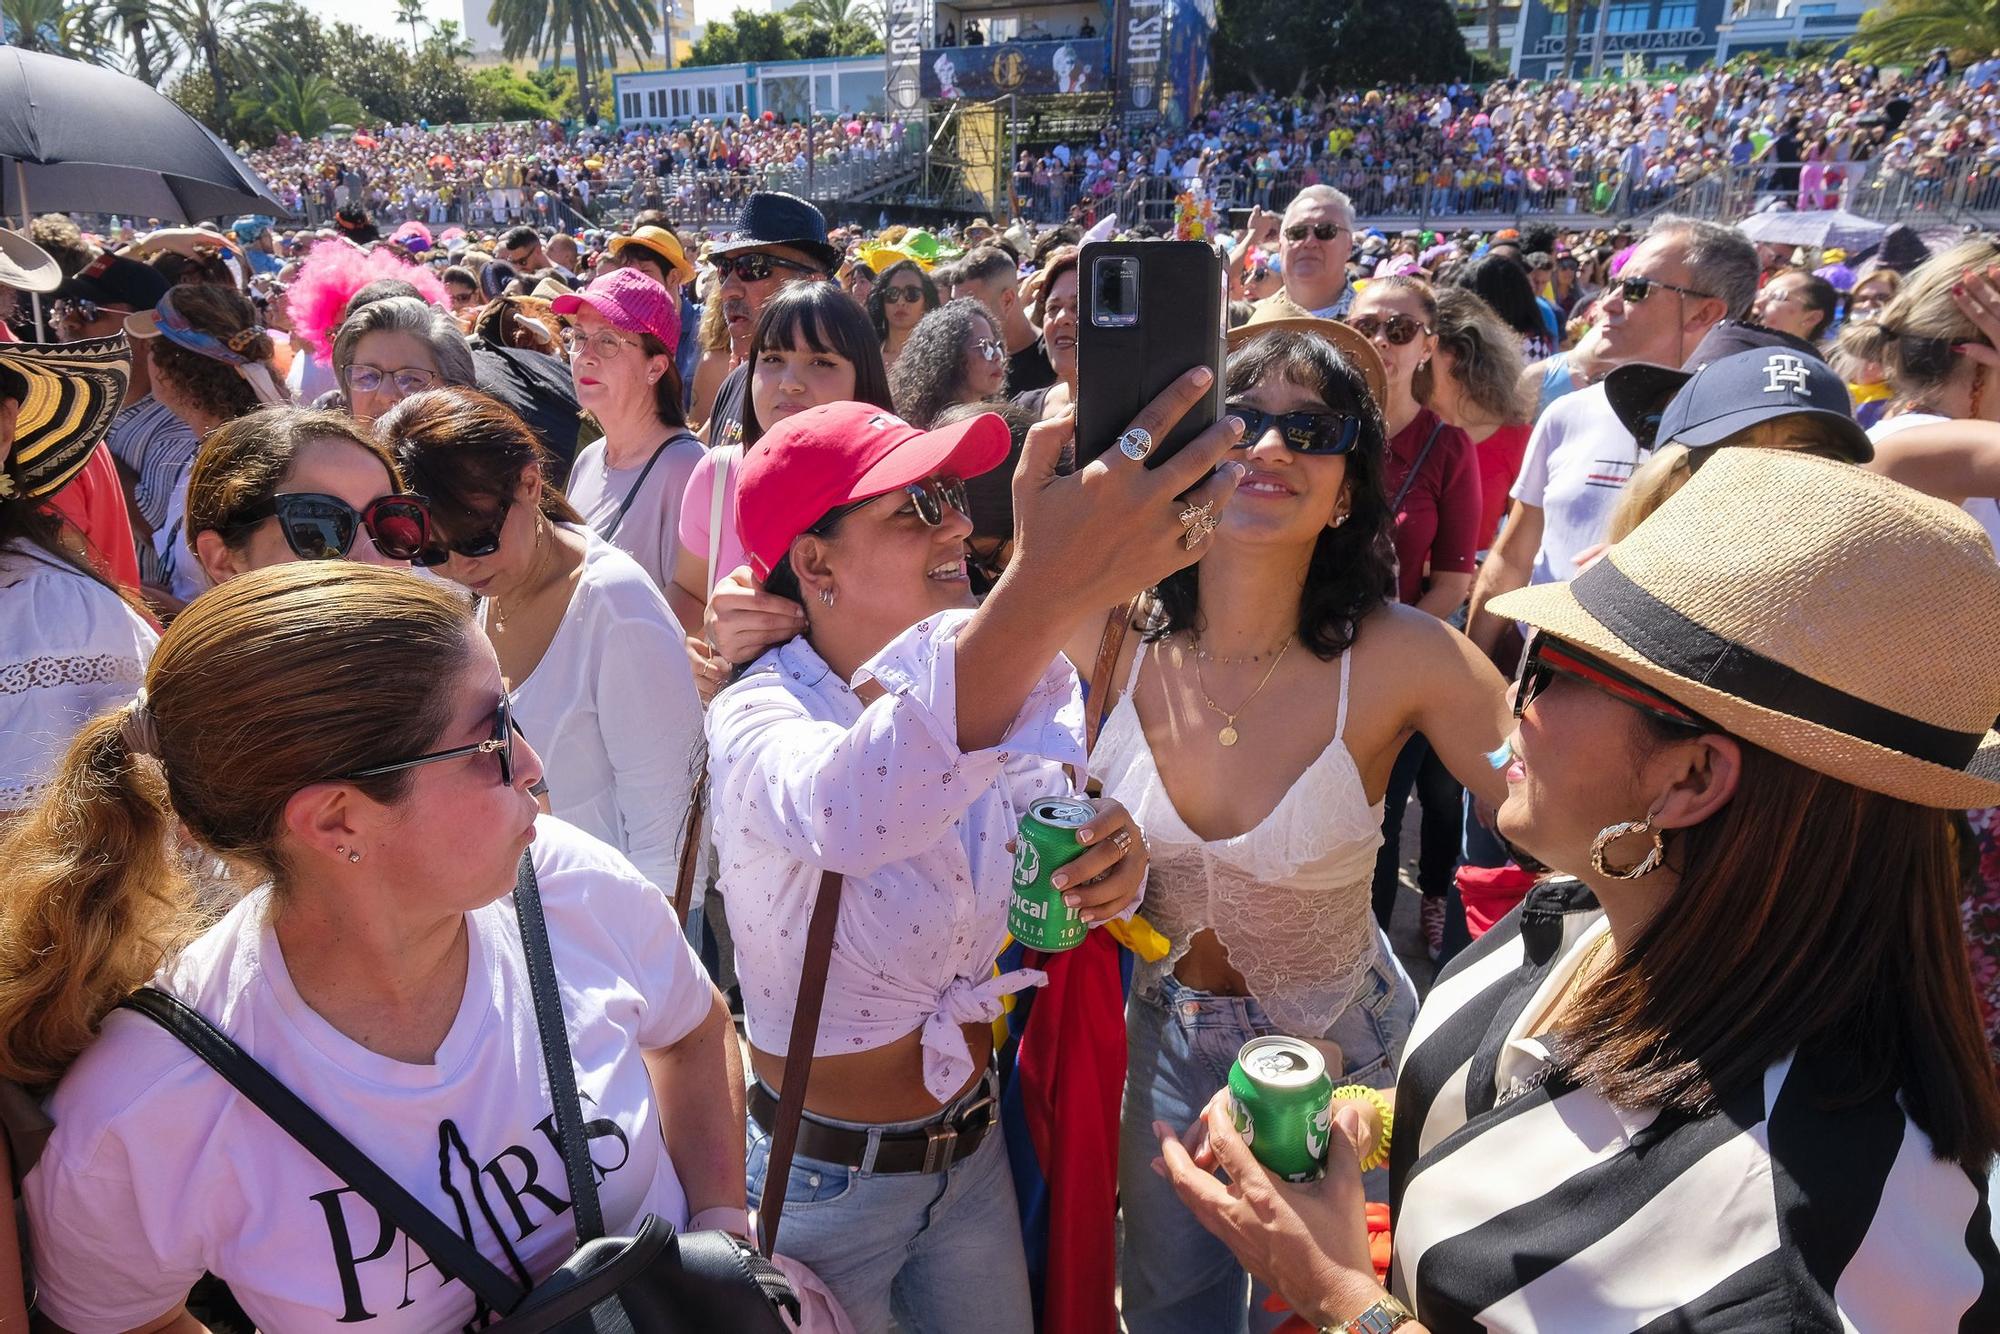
1091, 257, 1139, 329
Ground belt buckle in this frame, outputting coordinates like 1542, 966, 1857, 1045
921, 1122, 960, 1173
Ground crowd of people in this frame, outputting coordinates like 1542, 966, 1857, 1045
2, 86, 2000, 1334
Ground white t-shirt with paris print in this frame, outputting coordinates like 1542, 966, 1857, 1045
25, 816, 714, 1334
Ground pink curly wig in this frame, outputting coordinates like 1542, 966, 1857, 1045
287, 239, 450, 360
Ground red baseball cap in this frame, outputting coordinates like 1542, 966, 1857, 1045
737, 402, 1011, 581
550, 266, 680, 349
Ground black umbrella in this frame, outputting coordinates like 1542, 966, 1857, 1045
0, 48, 285, 224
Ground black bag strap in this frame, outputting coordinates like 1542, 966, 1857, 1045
117, 988, 528, 1314
593, 433, 687, 542
509, 851, 606, 1242
756, 869, 844, 1258
1389, 417, 1447, 517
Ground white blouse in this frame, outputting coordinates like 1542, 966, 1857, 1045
0, 542, 156, 811
492, 530, 704, 898
707, 611, 1083, 1103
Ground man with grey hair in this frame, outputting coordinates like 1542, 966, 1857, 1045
1257, 183, 1358, 318
1467, 216, 1759, 659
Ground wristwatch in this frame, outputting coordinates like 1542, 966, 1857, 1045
1323, 1293, 1415, 1333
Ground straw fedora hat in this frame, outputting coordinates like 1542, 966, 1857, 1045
0, 334, 131, 500
1490, 449, 2000, 809
1228, 296, 1388, 408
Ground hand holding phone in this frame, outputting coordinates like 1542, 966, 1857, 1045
1076, 241, 1227, 471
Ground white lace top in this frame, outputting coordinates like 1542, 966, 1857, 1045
1089, 641, 1385, 1035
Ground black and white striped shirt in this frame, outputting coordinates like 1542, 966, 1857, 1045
1387, 878, 2000, 1331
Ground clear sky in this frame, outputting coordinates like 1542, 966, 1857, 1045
291, 0, 742, 43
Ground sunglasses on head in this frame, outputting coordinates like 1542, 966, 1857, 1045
345, 364, 442, 396
223, 492, 433, 562
413, 496, 513, 567
882, 285, 926, 305
712, 252, 821, 283
1226, 401, 1365, 456
1617, 275, 1712, 305
1284, 221, 1345, 242
1513, 632, 1707, 731
812, 475, 971, 533
341, 696, 522, 786
1344, 313, 1430, 346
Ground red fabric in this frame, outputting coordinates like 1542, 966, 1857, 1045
1261, 1205, 1393, 1332
1017, 929, 1126, 1333
1455, 863, 1538, 937
1384, 408, 1480, 605
45, 442, 141, 590
1471, 421, 1533, 545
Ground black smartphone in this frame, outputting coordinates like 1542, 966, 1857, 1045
1076, 240, 1226, 470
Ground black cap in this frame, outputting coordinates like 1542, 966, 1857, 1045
55, 253, 168, 312
708, 191, 839, 273
1654, 347, 1872, 463
1604, 320, 1825, 450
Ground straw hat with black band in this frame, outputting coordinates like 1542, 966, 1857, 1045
0, 335, 132, 500
1490, 448, 2000, 809
1227, 295, 1388, 408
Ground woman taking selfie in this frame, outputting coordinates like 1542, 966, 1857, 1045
1158, 449, 2000, 1330
867, 258, 939, 377
15, 562, 746, 1332
710, 374, 1244, 1332
384, 388, 703, 903
889, 298, 1010, 429
1079, 312, 1510, 1334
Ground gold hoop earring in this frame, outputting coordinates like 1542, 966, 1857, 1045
1589, 816, 1665, 880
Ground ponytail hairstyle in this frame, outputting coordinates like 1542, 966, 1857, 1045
0, 563, 476, 1088
1835, 236, 2000, 408
378, 386, 584, 531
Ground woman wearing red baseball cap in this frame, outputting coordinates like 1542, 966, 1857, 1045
708, 372, 1244, 1331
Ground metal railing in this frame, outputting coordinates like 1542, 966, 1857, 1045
1624, 154, 2000, 227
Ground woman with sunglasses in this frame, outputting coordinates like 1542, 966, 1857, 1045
331, 296, 478, 428
889, 299, 1010, 430
383, 387, 704, 912
1157, 448, 2000, 1333
1085, 317, 1510, 1334
186, 407, 430, 586
866, 259, 939, 378
12, 562, 748, 1333
711, 375, 1243, 1332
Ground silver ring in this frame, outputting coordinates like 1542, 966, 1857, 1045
1109, 828, 1133, 852
1118, 427, 1155, 461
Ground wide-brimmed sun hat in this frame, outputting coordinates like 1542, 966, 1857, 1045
1228, 295, 1388, 408
1490, 449, 2000, 808
609, 225, 698, 287
0, 334, 131, 500
0, 229, 60, 293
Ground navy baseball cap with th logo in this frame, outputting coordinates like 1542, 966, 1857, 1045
1654, 347, 1873, 463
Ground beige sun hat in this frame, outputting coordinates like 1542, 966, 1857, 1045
1490, 449, 2000, 809
1227, 295, 1388, 409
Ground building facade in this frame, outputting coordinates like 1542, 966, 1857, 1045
1455, 0, 1871, 79
614, 55, 890, 126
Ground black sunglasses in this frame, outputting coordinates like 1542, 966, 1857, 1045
413, 496, 514, 567
813, 476, 971, 533
223, 492, 433, 562
341, 697, 522, 785
1513, 632, 1707, 731
1284, 221, 1345, 242
1345, 314, 1430, 346
1617, 275, 1713, 304
712, 252, 822, 283
882, 285, 927, 305
1226, 402, 1364, 456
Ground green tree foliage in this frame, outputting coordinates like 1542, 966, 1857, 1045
687, 6, 795, 64
5, 0, 113, 60
157, 0, 285, 123
487, 0, 652, 125
789, 15, 882, 56
1213, 0, 1470, 91
394, 0, 426, 49
470, 63, 562, 119
1854, 0, 2000, 64
230, 64, 365, 137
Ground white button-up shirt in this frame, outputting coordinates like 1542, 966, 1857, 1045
708, 610, 1084, 1103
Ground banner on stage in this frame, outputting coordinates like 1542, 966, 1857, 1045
922, 39, 1107, 100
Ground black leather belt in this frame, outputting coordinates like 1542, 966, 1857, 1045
747, 1080, 996, 1175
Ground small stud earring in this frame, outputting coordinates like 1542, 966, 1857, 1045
1330, 511, 1349, 528
349, 848, 363, 864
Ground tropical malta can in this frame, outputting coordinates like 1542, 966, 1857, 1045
1007, 795, 1095, 953
1227, 1036, 1336, 1182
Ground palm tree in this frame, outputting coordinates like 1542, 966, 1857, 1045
395, 0, 426, 51
489, 0, 652, 122
1484, 0, 1502, 56
89, 0, 179, 86
4, 0, 107, 58
157, 0, 283, 123
791, 0, 881, 30
430, 16, 473, 58
231, 63, 364, 137
1853, 0, 2000, 63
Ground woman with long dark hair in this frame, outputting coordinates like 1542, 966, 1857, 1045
1451, 254, 1555, 361
866, 258, 939, 377
889, 298, 1009, 428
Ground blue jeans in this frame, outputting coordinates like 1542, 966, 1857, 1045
745, 1073, 1032, 1334
1119, 958, 1418, 1334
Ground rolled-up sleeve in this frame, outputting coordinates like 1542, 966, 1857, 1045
709, 611, 1084, 878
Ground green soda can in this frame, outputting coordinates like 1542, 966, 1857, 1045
1227, 1036, 1336, 1183
1007, 795, 1095, 953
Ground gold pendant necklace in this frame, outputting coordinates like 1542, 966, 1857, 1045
1190, 634, 1294, 746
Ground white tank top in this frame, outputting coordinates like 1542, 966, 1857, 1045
1090, 641, 1386, 1035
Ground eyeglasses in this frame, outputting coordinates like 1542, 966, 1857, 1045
222, 491, 433, 562
1512, 632, 1707, 731
53, 298, 119, 326
1284, 221, 1346, 243
412, 496, 513, 567
340, 697, 521, 786
447, 288, 478, 308
1344, 314, 1430, 346
559, 326, 642, 359
1226, 401, 1365, 456
1616, 275, 1713, 305
345, 364, 442, 396
971, 337, 1006, 363
882, 285, 926, 305
812, 475, 971, 533
711, 252, 822, 283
